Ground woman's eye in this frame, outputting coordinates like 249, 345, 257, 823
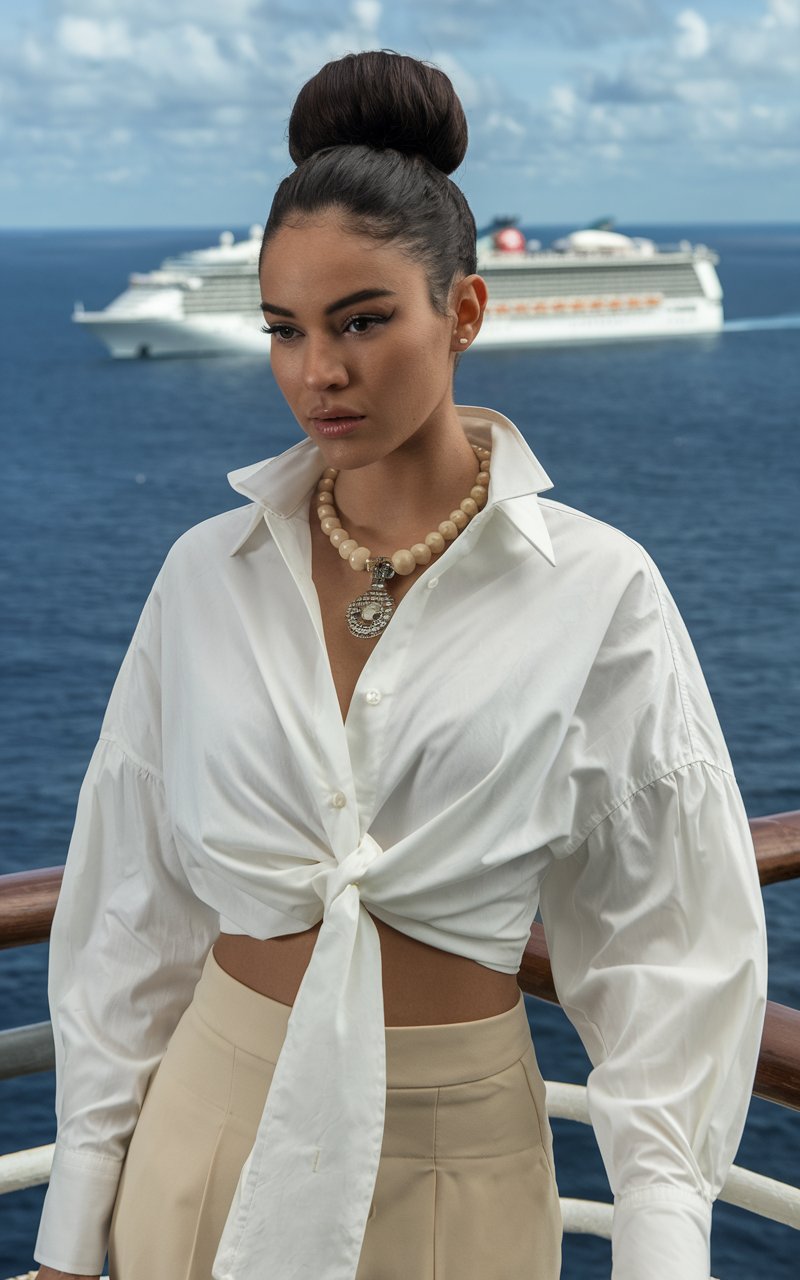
260, 323, 297, 341
344, 314, 390, 334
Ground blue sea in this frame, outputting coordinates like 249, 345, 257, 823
1, 223, 798, 1278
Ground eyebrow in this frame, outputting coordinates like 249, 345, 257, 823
259, 288, 396, 317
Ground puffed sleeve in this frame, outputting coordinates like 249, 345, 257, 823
537, 551, 768, 1279
33, 570, 220, 1275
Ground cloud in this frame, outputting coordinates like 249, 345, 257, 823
58, 17, 132, 60
1, 0, 797, 225
675, 9, 711, 59
352, 0, 381, 36
404, 0, 670, 49
548, 0, 799, 174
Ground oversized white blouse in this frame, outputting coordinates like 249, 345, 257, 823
34, 405, 767, 1280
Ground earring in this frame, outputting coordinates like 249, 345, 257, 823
458, 337, 468, 345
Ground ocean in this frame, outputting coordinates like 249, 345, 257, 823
1, 222, 798, 1277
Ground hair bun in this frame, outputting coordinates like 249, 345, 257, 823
288, 50, 468, 175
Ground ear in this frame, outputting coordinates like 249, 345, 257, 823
450, 274, 488, 351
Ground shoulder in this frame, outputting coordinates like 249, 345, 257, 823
537, 496, 669, 611
539, 496, 648, 566
160, 502, 263, 580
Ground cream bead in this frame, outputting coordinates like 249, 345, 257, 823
315, 447, 492, 590
349, 546, 372, 571
391, 549, 417, 575
425, 531, 446, 554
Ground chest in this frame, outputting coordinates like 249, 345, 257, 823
309, 516, 419, 725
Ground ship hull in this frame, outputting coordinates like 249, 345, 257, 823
75, 296, 723, 360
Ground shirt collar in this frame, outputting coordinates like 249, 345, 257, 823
226, 405, 556, 565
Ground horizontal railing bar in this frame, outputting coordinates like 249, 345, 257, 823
3, 947, 795, 1110
545, 1082, 800, 1230
3, 811, 798, 951
0, 866, 63, 950
1, 811, 798, 1111
0, 1023, 54, 1080
749, 811, 800, 885
3, 1086, 797, 1242
519, 923, 800, 1112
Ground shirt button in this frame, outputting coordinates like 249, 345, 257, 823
365, 689, 382, 705
331, 791, 347, 808
427, 577, 439, 589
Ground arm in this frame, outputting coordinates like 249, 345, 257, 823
539, 753, 767, 1279
33, 577, 220, 1275
35, 1270, 98, 1279
536, 539, 768, 1278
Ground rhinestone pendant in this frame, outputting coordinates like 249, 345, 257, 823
345, 558, 396, 638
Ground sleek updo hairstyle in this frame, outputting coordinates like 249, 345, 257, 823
260, 50, 477, 315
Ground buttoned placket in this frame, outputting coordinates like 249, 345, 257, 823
262, 502, 489, 850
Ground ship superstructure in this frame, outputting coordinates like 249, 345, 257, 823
73, 220, 723, 358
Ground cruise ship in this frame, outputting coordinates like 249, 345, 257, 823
72, 219, 724, 358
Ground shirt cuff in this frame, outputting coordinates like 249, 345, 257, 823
33, 1145, 123, 1275
612, 1185, 712, 1280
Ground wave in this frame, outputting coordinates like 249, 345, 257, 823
724, 313, 800, 332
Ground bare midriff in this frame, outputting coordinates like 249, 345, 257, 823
212, 922, 521, 1025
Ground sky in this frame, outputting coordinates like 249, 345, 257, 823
0, 0, 797, 230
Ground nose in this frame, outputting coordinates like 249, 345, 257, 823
302, 335, 349, 392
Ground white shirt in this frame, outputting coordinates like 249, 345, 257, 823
34, 406, 767, 1280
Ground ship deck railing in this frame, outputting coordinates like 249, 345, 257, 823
2, 810, 799, 1279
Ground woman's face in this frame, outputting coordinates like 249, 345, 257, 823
258, 210, 471, 470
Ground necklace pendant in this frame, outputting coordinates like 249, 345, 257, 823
346, 558, 396, 638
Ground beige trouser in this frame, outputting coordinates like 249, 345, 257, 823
108, 947, 562, 1279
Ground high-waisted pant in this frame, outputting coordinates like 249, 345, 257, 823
108, 946, 562, 1279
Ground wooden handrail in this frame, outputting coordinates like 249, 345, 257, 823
2, 810, 800, 1109
749, 811, 800, 885
0, 867, 63, 950
519, 922, 800, 1112
3, 810, 797, 949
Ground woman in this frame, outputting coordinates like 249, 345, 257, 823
34, 50, 766, 1280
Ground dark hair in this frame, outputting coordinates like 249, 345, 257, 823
260, 50, 477, 314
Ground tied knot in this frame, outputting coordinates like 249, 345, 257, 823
310, 833, 384, 912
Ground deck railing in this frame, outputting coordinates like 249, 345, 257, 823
1, 809, 799, 1277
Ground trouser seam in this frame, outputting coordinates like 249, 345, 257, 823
432, 1085, 440, 1280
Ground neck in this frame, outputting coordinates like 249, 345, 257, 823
327, 408, 481, 551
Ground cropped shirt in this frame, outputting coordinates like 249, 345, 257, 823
34, 406, 767, 1280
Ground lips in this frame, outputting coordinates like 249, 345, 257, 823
310, 411, 365, 437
